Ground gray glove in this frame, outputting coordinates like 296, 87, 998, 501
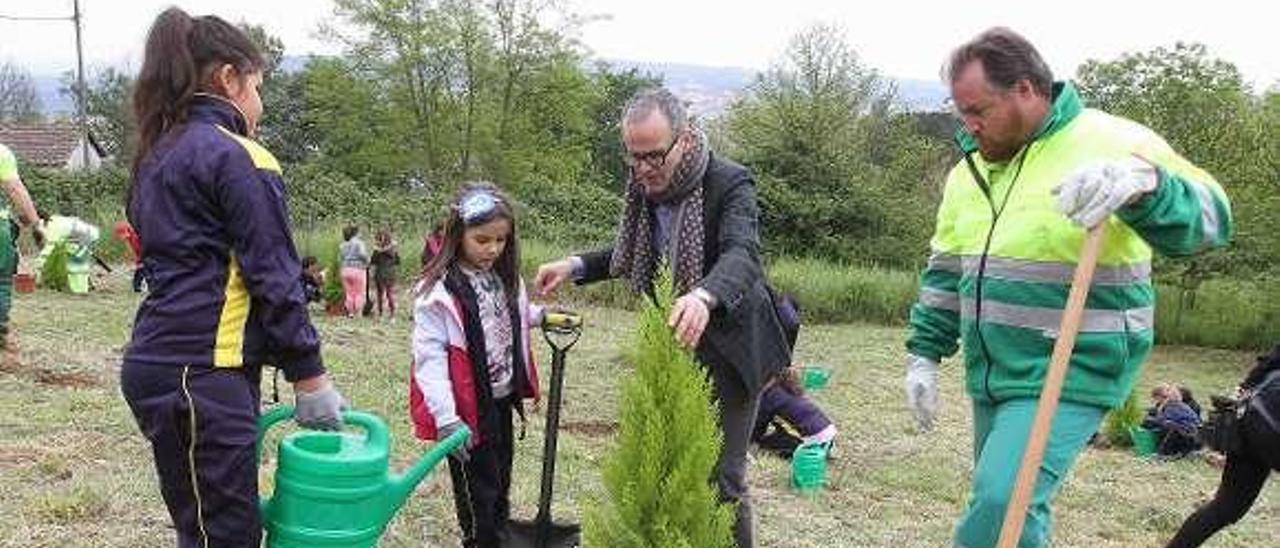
904, 354, 940, 431
294, 384, 346, 430
439, 421, 470, 462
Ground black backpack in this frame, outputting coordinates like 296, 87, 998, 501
1200, 395, 1244, 454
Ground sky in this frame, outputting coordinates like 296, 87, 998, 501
3, 0, 1277, 88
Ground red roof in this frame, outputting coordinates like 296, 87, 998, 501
0, 122, 104, 167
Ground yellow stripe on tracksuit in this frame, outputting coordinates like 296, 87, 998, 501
214, 256, 249, 368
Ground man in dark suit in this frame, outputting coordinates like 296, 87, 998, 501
534, 87, 789, 547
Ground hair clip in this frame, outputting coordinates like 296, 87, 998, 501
458, 191, 501, 223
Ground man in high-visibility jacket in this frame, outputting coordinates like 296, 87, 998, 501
36, 213, 100, 293
0, 143, 42, 351
903, 28, 1232, 548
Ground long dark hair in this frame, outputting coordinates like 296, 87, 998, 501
129, 8, 264, 212
419, 182, 521, 306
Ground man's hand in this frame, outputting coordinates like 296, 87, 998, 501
1053, 156, 1158, 228
904, 354, 940, 431
533, 258, 574, 297
668, 289, 713, 349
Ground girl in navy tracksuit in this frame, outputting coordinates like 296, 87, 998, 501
410, 182, 541, 548
120, 8, 344, 547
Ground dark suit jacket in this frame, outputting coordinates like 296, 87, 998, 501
578, 153, 790, 394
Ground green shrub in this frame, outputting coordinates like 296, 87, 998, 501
768, 257, 918, 325
1154, 278, 1280, 351
585, 274, 734, 547
40, 242, 71, 292
322, 254, 344, 307
1101, 390, 1145, 448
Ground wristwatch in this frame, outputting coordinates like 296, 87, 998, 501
691, 287, 717, 309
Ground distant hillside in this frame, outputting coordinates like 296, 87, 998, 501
35, 56, 948, 117
600, 59, 948, 115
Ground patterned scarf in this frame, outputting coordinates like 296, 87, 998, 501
609, 127, 710, 295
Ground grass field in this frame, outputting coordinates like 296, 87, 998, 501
1, 273, 1276, 547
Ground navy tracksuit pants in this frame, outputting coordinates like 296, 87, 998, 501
122, 362, 262, 548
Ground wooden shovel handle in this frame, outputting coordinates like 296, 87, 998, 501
997, 224, 1106, 548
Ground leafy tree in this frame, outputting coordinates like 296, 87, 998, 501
0, 62, 43, 124
61, 67, 133, 160
724, 23, 947, 266
1077, 43, 1280, 281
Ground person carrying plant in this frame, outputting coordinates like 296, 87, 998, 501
903, 27, 1233, 547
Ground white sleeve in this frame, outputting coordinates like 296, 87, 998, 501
412, 296, 460, 427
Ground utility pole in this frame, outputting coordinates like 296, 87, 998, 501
73, 0, 90, 169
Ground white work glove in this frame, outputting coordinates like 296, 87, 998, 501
1052, 156, 1158, 228
294, 383, 346, 430
904, 354, 940, 431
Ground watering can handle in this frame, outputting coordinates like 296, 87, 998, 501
255, 406, 391, 461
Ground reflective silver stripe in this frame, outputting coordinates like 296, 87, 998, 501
961, 298, 1154, 333
918, 287, 960, 311
927, 251, 963, 273
1187, 180, 1222, 251
960, 256, 1151, 285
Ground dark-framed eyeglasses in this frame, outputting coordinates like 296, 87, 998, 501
623, 132, 682, 171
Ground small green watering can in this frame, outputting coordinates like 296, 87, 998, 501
256, 405, 469, 547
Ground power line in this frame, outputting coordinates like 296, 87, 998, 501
0, 14, 74, 22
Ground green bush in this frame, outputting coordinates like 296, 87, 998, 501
1101, 390, 1145, 448
768, 257, 918, 325
40, 242, 71, 292
1154, 278, 1280, 351
322, 254, 344, 307
584, 274, 734, 547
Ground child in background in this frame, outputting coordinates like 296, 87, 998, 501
1144, 383, 1202, 457
752, 292, 837, 458
300, 255, 324, 303
338, 225, 370, 317
370, 228, 400, 319
409, 183, 542, 548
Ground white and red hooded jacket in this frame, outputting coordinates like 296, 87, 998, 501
410, 269, 540, 445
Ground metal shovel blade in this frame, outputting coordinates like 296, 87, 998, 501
504, 518, 580, 548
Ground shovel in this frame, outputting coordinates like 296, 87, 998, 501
997, 225, 1105, 547
506, 311, 583, 548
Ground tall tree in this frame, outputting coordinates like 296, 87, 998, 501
1077, 43, 1279, 279
241, 23, 314, 164
61, 67, 133, 159
725, 24, 946, 266
0, 62, 43, 124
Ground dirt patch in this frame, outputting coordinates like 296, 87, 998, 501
34, 367, 99, 388
559, 420, 618, 437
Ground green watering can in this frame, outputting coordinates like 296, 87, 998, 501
256, 405, 470, 547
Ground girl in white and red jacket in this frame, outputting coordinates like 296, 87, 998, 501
410, 182, 540, 548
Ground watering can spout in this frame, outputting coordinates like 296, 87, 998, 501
384, 425, 471, 518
